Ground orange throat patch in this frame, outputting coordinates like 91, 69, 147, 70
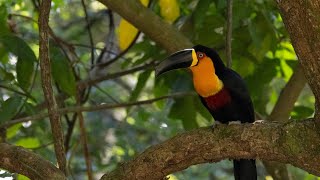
190, 57, 223, 97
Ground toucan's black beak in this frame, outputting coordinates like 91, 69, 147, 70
155, 49, 197, 77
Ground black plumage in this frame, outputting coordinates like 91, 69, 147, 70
194, 45, 257, 180
155, 44, 257, 180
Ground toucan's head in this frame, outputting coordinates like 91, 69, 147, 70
155, 45, 226, 97
155, 45, 225, 77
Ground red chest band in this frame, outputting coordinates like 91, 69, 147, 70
204, 88, 231, 110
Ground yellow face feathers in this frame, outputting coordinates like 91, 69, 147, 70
189, 52, 223, 97
190, 49, 198, 67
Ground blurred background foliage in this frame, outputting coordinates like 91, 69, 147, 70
0, 0, 317, 179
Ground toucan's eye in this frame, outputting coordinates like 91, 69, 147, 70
197, 52, 205, 59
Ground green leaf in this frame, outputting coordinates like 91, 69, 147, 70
129, 70, 152, 102
52, 0, 65, 10
16, 57, 34, 91
232, 1, 251, 29
280, 59, 293, 80
0, 5, 9, 35
0, 171, 12, 178
0, 34, 36, 90
17, 174, 30, 180
194, 97, 212, 122
245, 58, 279, 114
291, 106, 314, 120
0, 67, 15, 81
248, 14, 277, 61
0, 97, 24, 123
0, 46, 8, 64
24, 102, 36, 115
248, 34, 274, 61
169, 96, 198, 130
6, 123, 22, 139
0, 34, 37, 62
153, 77, 170, 109
192, 0, 212, 29
15, 137, 40, 149
195, 14, 225, 47
51, 47, 76, 96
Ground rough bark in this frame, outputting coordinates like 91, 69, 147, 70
38, 0, 67, 174
276, 0, 320, 119
0, 143, 66, 180
100, 120, 320, 180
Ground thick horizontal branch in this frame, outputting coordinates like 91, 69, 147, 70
101, 119, 320, 180
0, 143, 66, 180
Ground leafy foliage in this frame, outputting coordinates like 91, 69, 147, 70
0, 34, 36, 91
0, 96, 23, 123
0, 0, 315, 179
50, 46, 76, 96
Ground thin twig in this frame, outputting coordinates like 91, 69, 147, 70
10, 13, 37, 22
81, 0, 95, 67
65, 113, 77, 153
79, 61, 157, 89
93, 84, 119, 103
38, 0, 66, 175
22, 62, 154, 115
95, 11, 115, 65
71, 43, 104, 51
95, 11, 141, 69
0, 84, 35, 101
67, 136, 81, 180
226, 0, 233, 68
1, 92, 195, 128
76, 90, 93, 180
96, 32, 141, 68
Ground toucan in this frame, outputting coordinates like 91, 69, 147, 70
155, 45, 257, 180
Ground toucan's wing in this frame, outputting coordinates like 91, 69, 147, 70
220, 68, 255, 122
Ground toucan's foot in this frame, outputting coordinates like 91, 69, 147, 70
211, 121, 221, 130
253, 120, 265, 124
228, 121, 241, 125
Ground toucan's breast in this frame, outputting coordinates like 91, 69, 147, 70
190, 56, 223, 97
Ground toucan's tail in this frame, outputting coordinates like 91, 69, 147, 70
233, 159, 257, 180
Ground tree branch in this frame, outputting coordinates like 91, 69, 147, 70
80, 0, 95, 66
100, 120, 320, 180
0, 143, 66, 180
276, 0, 320, 119
97, 0, 193, 53
76, 90, 93, 180
38, 0, 66, 174
268, 64, 307, 122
